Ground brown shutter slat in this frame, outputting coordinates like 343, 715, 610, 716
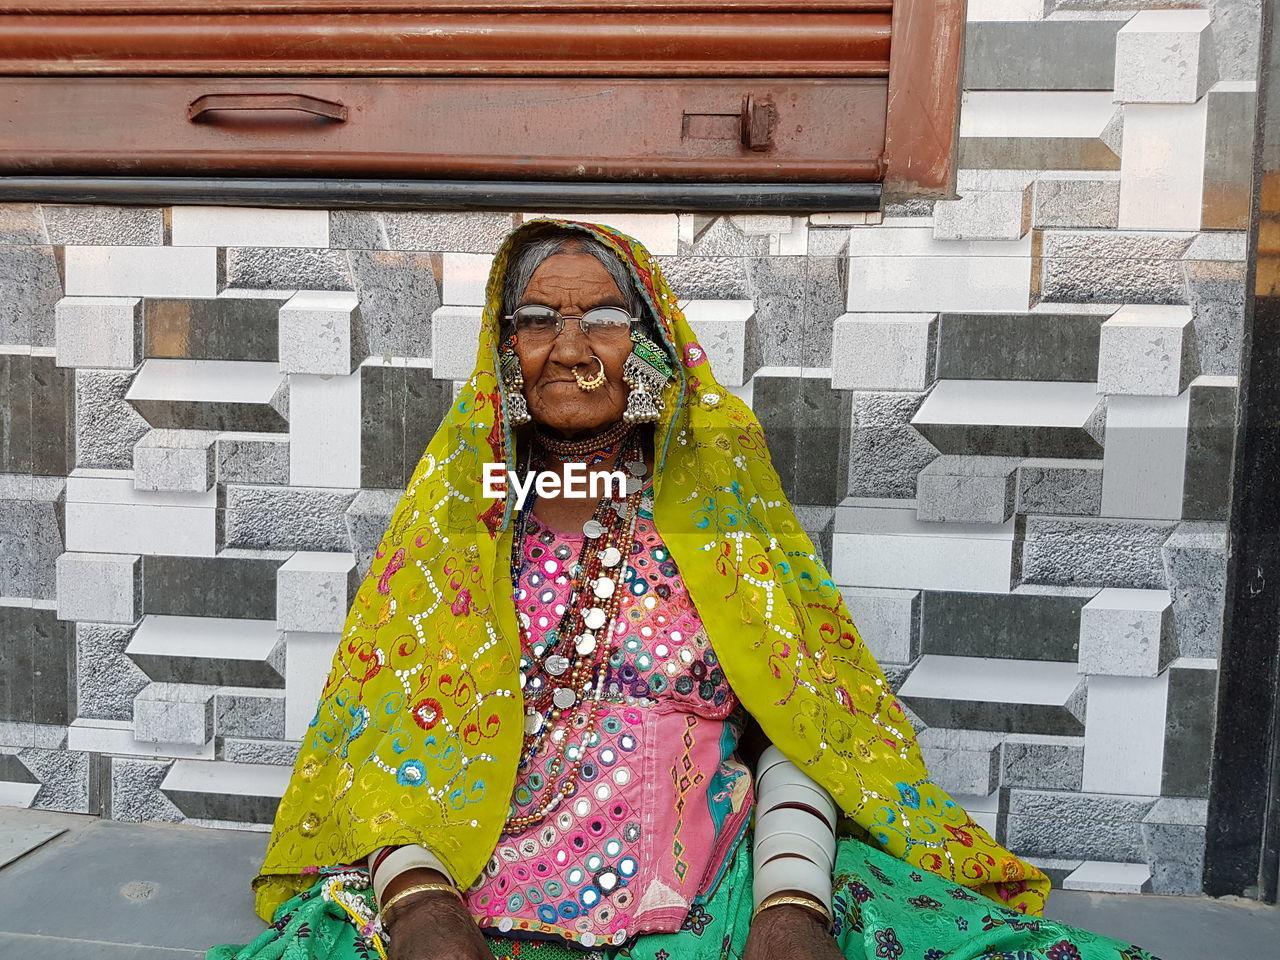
0, 2, 893, 13
0, 13, 891, 77
0, 77, 887, 181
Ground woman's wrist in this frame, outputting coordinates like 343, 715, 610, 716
752, 890, 833, 932
379, 868, 462, 928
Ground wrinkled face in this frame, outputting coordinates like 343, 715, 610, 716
513, 253, 634, 436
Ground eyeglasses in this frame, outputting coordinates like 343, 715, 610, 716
505, 304, 637, 343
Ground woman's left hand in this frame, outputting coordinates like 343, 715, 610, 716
743, 904, 843, 960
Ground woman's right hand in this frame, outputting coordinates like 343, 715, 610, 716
385, 890, 491, 960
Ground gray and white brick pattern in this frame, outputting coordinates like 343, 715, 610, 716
0, 3, 1256, 898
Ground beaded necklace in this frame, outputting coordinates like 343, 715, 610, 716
504, 428, 648, 836
533, 420, 632, 467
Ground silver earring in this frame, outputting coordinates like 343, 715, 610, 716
622, 337, 672, 424
500, 338, 531, 426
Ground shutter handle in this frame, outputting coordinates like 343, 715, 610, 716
740, 94, 775, 152
187, 93, 348, 123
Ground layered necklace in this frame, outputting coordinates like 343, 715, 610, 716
503, 425, 648, 836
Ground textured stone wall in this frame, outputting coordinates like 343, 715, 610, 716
0, 3, 1258, 897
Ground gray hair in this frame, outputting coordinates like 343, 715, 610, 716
500, 233, 652, 335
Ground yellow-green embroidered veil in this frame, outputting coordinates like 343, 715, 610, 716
254, 218, 1049, 922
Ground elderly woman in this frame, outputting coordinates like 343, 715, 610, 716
211, 220, 1160, 960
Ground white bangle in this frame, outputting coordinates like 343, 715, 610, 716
758, 784, 838, 832
369, 845, 456, 904
754, 830, 835, 873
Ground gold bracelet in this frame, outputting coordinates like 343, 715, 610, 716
380, 882, 464, 925
752, 892, 833, 932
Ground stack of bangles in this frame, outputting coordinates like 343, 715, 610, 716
366, 744, 839, 935
750, 744, 839, 932
367, 845, 462, 928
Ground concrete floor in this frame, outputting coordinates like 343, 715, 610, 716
1, 806, 1277, 960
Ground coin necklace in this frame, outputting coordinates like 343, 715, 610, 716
503, 432, 646, 835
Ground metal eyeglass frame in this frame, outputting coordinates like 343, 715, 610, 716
503, 304, 641, 340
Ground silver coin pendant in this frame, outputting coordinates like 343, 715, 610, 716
552, 687, 577, 710
582, 607, 607, 630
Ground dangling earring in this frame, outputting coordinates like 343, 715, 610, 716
499, 334, 531, 426
623, 332, 674, 424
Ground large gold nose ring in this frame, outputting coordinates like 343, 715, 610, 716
573, 356, 607, 392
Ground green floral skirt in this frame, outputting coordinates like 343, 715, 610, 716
208, 836, 1160, 960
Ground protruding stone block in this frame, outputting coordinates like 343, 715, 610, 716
278, 291, 364, 376
215, 432, 289, 486
1203, 81, 1258, 230
277, 552, 358, 634
833, 498, 1015, 595
55, 552, 141, 625
1031, 172, 1120, 230
1161, 522, 1227, 658
1018, 515, 1177, 590
170, 206, 328, 248
1000, 734, 1084, 792
288, 372, 361, 488
1079, 588, 1175, 677
935, 312, 1105, 383
430, 305, 484, 381
959, 92, 1120, 171
1114, 10, 1216, 104
125, 359, 288, 433
1061, 861, 1152, 894
964, 19, 1122, 91
683, 300, 760, 387
43, 205, 163, 246
132, 429, 217, 493
1005, 788, 1157, 863
921, 590, 1086, 662
160, 759, 290, 825
918, 728, 1004, 796
441, 253, 493, 306
847, 392, 938, 498
1160, 657, 1217, 798
831, 313, 936, 392
215, 689, 286, 741
1118, 101, 1209, 231
1037, 229, 1193, 305
132, 682, 215, 745
1097, 304, 1196, 396
898, 655, 1085, 736
1100, 392, 1191, 522
145, 292, 286, 363
65, 471, 217, 558
1082, 672, 1170, 796
220, 484, 356, 553
1016, 458, 1102, 517
529, 212, 679, 255
933, 189, 1030, 241
838, 587, 919, 665
916, 455, 1019, 524
64, 246, 220, 299
1141, 796, 1207, 896
1182, 374, 1237, 521
285, 632, 340, 740
54, 297, 142, 370
126, 614, 284, 688
910, 380, 1104, 459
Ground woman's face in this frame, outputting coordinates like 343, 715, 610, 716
513, 253, 634, 437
